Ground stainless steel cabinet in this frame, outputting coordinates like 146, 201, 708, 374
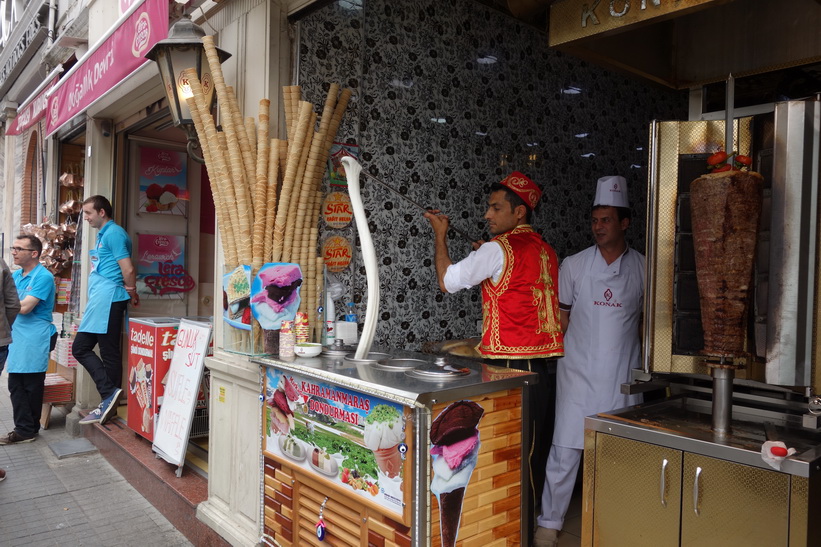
681, 452, 789, 546
586, 433, 790, 546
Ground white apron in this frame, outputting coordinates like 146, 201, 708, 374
553, 248, 643, 449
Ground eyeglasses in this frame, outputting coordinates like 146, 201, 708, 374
9, 247, 35, 253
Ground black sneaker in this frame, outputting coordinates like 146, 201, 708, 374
0, 431, 36, 445
100, 388, 123, 424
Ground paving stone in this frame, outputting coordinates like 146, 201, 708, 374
0, 374, 192, 546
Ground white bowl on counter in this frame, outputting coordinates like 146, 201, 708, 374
294, 342, 323, 358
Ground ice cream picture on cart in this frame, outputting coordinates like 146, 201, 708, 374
263, 368, 409, 514
430, 400, 485, 547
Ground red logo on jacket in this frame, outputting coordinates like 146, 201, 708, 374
595, 287, 622, 308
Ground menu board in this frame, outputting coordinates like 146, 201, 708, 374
263, 367, 410, 520
153, 319, 212, 469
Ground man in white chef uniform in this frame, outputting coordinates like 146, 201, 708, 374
534, 176, 644, 547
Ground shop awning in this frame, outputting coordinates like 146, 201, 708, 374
6, 66, 62, 136
45, 0, 169, 137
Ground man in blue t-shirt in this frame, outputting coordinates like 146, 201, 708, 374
0, 235, 56, 444
74, 195, 140, 425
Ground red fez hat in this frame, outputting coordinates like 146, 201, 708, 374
499, 171, 541, 210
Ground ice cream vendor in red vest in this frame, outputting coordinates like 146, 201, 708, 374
424, 171, 564, 541
534, 176, 645, 547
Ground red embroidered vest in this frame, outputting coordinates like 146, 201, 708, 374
479, 225, 564, 359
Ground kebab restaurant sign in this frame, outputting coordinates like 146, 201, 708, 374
549, 0, 717, 46
46, 0, 168, 136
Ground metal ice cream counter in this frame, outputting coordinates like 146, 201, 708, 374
254, 347, 536, 547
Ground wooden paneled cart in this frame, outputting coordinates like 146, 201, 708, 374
255, 348, 536, 547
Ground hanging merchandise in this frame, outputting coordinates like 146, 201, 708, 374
21, 220, 78, 275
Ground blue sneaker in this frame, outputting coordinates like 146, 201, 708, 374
100, 388, 123, 424
79, 407, 103, 425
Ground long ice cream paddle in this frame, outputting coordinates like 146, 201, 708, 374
360, 170, 477, 244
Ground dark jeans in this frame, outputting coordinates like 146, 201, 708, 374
8, 372, 46, 438
498, 358, 556, 529
0, 345, 7, 376
72, 299, 128, 400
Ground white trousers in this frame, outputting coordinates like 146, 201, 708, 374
536, 444, 582, 530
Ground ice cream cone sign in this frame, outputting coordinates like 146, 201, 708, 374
364, 404, 406, 479
430, 400, 485, 547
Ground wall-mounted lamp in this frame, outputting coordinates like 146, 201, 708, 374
145, 15, 230, 163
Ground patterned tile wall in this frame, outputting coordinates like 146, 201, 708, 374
298, 0, 688, 349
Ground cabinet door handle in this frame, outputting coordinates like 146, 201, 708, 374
693, 466, 703, 516
660, 458, 669, 507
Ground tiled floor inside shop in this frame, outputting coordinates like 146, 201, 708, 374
558, 483, 583, 546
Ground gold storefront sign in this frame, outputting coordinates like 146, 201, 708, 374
549, 0, 719, 47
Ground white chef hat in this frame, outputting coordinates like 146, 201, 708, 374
593, 175, 629, 208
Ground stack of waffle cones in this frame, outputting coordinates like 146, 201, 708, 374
184, 34, 351, 352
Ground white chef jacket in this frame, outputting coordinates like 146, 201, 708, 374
553, 245, 645, 449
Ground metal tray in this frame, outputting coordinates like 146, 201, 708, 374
343, 352, 392, 364
374, 358, 427, 371
406, 364, 472, 381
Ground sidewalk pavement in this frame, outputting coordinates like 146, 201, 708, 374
0, 373, 192, 546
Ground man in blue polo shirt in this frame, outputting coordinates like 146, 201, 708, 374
74, 195, 140, 425
0, 234, 57, 444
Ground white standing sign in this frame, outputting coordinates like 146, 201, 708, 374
152, 318, 212, 471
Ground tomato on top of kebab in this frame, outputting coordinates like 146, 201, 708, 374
706, 150, 753, 173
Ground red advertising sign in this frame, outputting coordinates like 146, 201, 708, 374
7, 78, 57, 136
46, 0, 168, 136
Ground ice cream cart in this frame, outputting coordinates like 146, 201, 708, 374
254, 348, 536, 547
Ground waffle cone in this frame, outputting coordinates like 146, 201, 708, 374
272, 101, 312, 262
263, 139, 281, 262
437, 488, 466, 547
185, 71, 239, 266
252, 101, 271, 267
373, 446, 402, 479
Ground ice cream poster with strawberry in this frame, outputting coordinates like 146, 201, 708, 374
263, 367, 409, 517
223, 265, 252, 331
138, 146, 188, 216
430, 400, 485, 547
136, 234, 194, 299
